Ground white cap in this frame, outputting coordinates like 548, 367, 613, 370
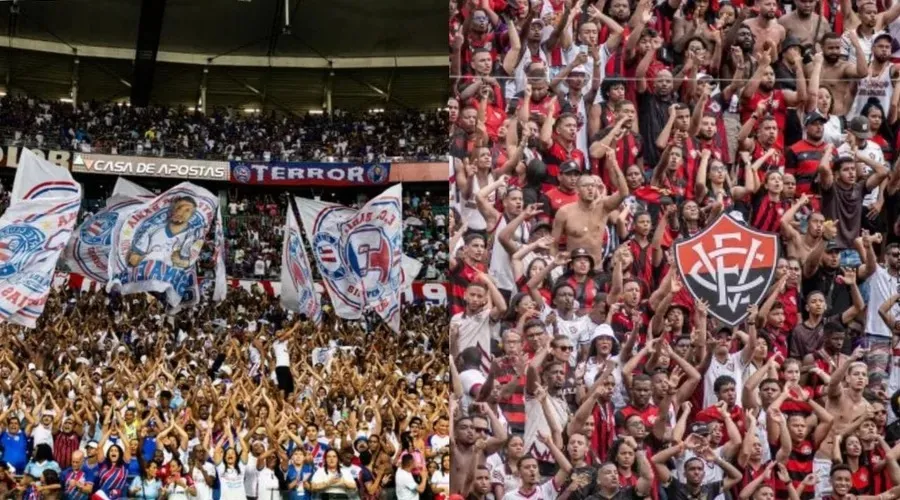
589, 324, 619, 346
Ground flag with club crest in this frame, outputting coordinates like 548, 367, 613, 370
295, 184, 421, 333
280, 201, 321, 323
106, 182, 218, 313
64, 177, 153, 283
0, 148, 82, 327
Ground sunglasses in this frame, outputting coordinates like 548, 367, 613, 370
555, 345, 574, 351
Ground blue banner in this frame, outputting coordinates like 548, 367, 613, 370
229, 162, 390, 186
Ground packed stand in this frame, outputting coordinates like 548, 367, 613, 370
449, 0, 900, 497
0, 286, 449, 500
0, 96, 448, 163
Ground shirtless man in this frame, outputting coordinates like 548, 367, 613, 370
778, 0, 827, 47
813, 32, 866, 117
818, 350, 875, 478
550, 144, 629, 266
744, 0, 786, 54
779, 194, 828, 261
449, 401, 508, 494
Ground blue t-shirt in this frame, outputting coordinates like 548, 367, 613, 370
141, 437, 157, 462
129, 477, 162, 500
24, 460, 61, 480
0, 430, 27, 472
61, 466, 96, 500
285, 463, 314, 500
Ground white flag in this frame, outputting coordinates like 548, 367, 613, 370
106, 182, 218, 312
0, 149, 81, 327
295, 184, 420, 332
212, 205, 227, 302
64, 178, 152, 282
280, 203, 321, 323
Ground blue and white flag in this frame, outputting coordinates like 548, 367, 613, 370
295, 184, 421, 333
106, 182, 218, 312
212, 205, 226, 303
64, 178, 153, 282
0, 148, 81, 327
280, 203, 321, 323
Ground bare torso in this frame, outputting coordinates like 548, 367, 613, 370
821, 62, 857, 116
559, 203, 611, 266
818, 389, 874, 459
745, 18, 787, 54
779, 12, 825, 47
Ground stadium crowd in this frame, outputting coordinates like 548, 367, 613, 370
0, 96, 448, 163
0, 285, 449, 500
449, 0, 900, 497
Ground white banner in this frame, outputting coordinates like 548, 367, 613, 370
295, 184, 420, 332
0, 149, 81, 327
280, 204, 321, 323
106, 182, 218, 312
63, 178, 153, 282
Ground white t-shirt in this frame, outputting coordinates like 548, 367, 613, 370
189, 463, 216, 500
272, 340, 290, 367
31, 424, 53, 450
502, 478, 562, 500
459, 368, 486, 413
703, 351, 745, 408
396, 468, 421, 500
865, 265, 900, 338
255, 467, 280, 500
451, 309, 495, 374
243, 455, 258, 497
215, 464, 247, 500
254, 260, 266, 276
523, 394, 570, 463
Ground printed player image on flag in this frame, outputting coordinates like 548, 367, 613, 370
107, 182, 218, 311
64, 178, 153, 283
281, 202, 321, 323
0, 148, 81, 327
673, 213, 779, 326
295, 184, 421, 332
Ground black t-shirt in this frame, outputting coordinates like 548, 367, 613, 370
821, 179, 869, 250
802, 266, 852, 318
637, 91, 674, 168
564, 465, 600, 500
665, 479, 723, 500
585, 485, 649, 500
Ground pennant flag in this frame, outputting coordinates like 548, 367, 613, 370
212, 205, 227, 302
295, 184, 421, 332
64, 178, 153, 283
0, 148, 81, 327
106, 182, 218, 313
280, 202, 321, 323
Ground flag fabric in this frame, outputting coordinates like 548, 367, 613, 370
212, 204, 227, 302
64, 178, 153, 282
295, 184, 420, 332
106, 182, 218, 312
0, 148, 81, 327
280, 203, 321, 323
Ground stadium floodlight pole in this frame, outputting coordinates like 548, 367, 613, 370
70, 55, 79, 108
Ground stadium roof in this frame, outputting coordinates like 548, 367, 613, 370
0, 0, 449, 110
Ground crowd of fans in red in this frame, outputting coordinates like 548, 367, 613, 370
448, 0, 900, 497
